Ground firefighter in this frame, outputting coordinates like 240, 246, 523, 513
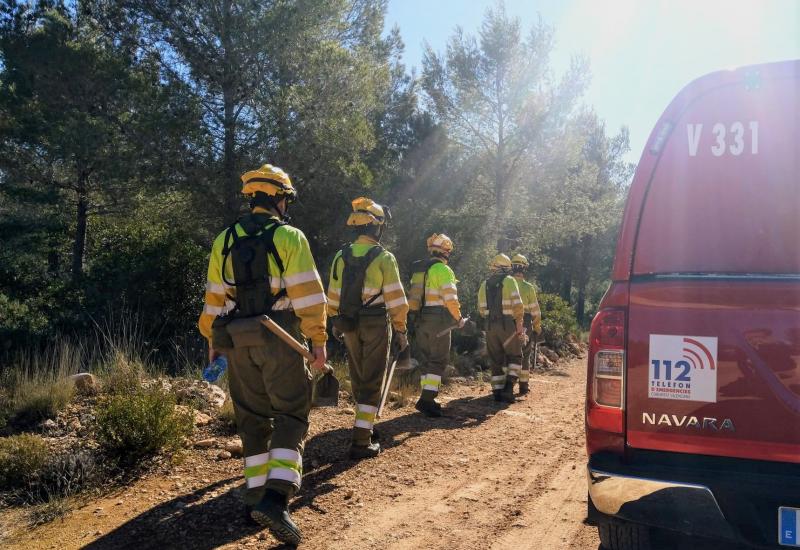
408, 233, 466, 417
511, 254, 542, 395
198, 164, 327, 546
327, 197, 409, 459
477, 254, 525, 403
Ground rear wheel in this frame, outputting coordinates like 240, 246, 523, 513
598, 520, 651, 550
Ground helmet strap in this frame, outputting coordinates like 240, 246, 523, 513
251, 192, 290, 221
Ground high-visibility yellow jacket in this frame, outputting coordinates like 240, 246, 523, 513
408, 259, 462, 321
477, 274, 524, 321
198, 213, 328, 346
326, 236, 409, 332
514, 274, 542, 333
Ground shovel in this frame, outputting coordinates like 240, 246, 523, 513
376, 355, 398, 419
259, 315, 339, 408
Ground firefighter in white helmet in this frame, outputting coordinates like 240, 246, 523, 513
327, 197, 408, 459
478, 254, 525, 403
511, 254, 542, 395
407, 233, 465, 417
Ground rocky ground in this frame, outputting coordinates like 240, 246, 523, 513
0, 354, 608, 550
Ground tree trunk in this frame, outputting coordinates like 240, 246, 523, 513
223, 89, 238, 223
560, 271, 572, 304
221, 0, 239, 224
574, 236, 593, 325
72, 186, 88, 282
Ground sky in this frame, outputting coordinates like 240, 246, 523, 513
385, 0, 800, 162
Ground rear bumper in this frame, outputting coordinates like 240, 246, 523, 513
588, 451, 800, 548
588, 467, 736, 540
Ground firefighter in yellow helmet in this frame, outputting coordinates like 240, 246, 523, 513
478, 254, 525, 403
511, 254, 542, 395
327, 197, 408, 459
407, 233, 466, 417
198, 164, 327, 545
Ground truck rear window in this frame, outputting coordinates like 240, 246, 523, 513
633, 76, 800, 275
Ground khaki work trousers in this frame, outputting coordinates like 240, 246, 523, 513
342, 312, 391, 445
415, 307, 453, 399
486, 317, 523, 389
520, 328, 535, 383
225, 314, 313, 505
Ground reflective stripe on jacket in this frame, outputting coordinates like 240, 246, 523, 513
408, 260, 462, 321
326, 236, 409, 332
198, 214, 328, 346
515, 275, 542, 332
477, 275, 524, 321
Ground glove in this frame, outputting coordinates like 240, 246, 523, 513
457, 317, 467, 329
391, 330, 409, 354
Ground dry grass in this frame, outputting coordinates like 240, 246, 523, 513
1, 343, 80, 429
0, 434, 49, 490
217, 394, 237, 433
26, 496, 72, 527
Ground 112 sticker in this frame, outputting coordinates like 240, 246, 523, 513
649, 335, 718, 402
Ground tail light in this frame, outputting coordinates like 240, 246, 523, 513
592, 311, 625, 408
586, 283, 628, 455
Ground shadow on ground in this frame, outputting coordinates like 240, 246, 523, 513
85, 393, 504, 549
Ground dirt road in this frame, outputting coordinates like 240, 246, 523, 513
3, 358, 600, 549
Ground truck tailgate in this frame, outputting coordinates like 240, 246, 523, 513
626, 278, 800, 463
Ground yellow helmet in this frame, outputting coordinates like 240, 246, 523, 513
511, 254, 529, 268
241, 164, 295, 198
490, 253, 513, 271
427, 233, 454, 255
347, 197, 390, 226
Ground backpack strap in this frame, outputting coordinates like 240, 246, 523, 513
417, 258, 440, 309
360, 245, 385, 306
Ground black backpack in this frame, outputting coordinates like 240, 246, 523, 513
485, 273, 506, 322
220, 213, 287, 317
331, 244, 384, 330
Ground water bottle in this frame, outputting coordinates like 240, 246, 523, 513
202, 355, 228, 383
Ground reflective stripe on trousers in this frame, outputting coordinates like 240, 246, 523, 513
355, 403, 378, 430
491, 374, 505, 390
244, 448, 303, 489
420, 373, 442, 392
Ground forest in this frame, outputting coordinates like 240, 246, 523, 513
0, 0, 634, 364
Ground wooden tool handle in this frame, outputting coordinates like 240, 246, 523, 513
260, 315, 315, 362
260, 315, 333, 373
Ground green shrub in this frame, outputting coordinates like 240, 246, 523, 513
0, 434, 49, 490
539, 292, 579, 352
95, 385, 193, 463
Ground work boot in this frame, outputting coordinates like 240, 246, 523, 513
518, 382, 530, 395
250, 489, 302, 545
349, 441, 381, 459
415, 398, 442, 417
244, 504, 258, 527
501, 379, 516, 403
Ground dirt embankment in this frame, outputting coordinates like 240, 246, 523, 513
2, 358, 599, 550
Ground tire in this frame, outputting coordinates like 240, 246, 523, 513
598, 520, 651, 550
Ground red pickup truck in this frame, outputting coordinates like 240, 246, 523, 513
585, 60, 800, 549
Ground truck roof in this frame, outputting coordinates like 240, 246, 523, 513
612, 59, 800, 280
